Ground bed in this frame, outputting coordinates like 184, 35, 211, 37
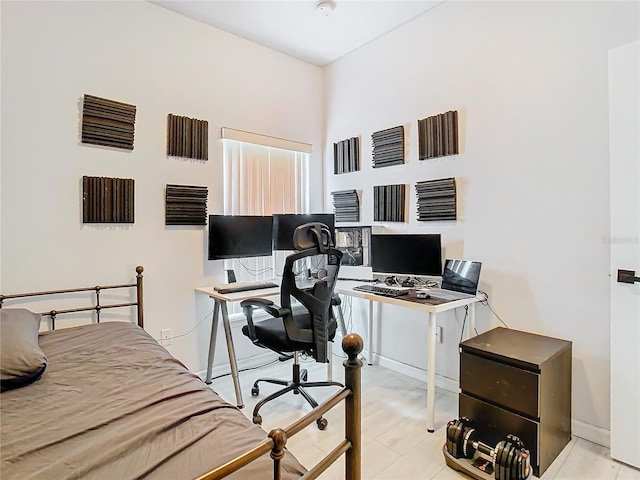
0, 266, 363, 480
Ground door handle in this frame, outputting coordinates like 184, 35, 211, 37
617, 269, 640, 284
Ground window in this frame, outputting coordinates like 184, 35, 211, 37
221, 128, 311, 288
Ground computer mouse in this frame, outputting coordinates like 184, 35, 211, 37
416, 291, 431, 299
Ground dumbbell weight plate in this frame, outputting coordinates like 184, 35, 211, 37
494, 441, 504, 480
446, 420, 463, 458
498, 441, 512, 480
505, 443, 516, 480
511, 447, 521, 480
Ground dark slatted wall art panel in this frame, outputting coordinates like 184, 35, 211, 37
165, 184, 208, 226
416, 177, 457, 221
332, 189, 360, 223
333, 137, 360, 174
418, 110, 459, 160
82, 176, 135, 223
167, 114, 209, 161
371, 126, 404, 168
81, 94, 136, 150
373, 184, 405, 222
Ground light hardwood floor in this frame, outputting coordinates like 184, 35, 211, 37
209, 355, 640, 480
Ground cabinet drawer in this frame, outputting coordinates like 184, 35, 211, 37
459, 393, 540, 476
460, 352, 540, 418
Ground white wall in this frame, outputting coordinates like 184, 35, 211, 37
3, 0, 638, 443
324, 0, 639, 437
0, 1, 324, 371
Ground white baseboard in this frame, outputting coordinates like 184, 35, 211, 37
572, 419, 610, 448
369, 352, 612, 448
369, 352, 459, 394
194, 352, 278, 382
201, 341, 612, 449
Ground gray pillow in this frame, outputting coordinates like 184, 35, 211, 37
1, 308, 47, 391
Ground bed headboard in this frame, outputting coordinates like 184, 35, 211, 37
0, 266, 144, 329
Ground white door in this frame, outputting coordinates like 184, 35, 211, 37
609, 40, 640, 469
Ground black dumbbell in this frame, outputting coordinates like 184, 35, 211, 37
445, 418, 532, 480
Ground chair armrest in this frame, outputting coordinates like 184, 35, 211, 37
240, 298, 289, 319
331, 294, 342, 306
240, 298, 292, 344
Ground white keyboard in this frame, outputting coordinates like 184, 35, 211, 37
214, 280, 279, 294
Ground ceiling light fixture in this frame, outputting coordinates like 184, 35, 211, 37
315, 0, 336, 16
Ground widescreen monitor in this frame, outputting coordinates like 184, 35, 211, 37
208, 215, 273, 260
272, 213, 335, 250
370, 234, 442, 277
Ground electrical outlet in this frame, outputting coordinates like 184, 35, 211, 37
160, 329, 172, 346
435, 325, 443, 343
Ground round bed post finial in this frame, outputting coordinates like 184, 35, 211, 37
342, 333, 363, 480
269, 428, 288, 479
342, 333, 364, 362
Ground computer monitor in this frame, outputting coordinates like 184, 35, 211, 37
370, 234, 442, 277
272, 213, 335, 251
335, 226, 371, 266
208, 215, 273, 260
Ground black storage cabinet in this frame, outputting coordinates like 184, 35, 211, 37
459, 327, 572, 477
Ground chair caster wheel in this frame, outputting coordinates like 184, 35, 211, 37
253, 414, 262, 425
316, 417, 328, 430
251, 386, 259, 396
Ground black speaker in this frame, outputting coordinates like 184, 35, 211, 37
226, 269, 237, 283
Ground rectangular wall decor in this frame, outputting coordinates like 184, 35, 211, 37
165, 184, 208, 225
333, 137, 360, 174
81, 94, 136, 150
167, 114, 208, 160
332, 189, 360, 223
373, 184, 405, 222
418, 110, 458, 160
372, 126, 404, 168
415, 177, 457, 221
82, 176, 134, 223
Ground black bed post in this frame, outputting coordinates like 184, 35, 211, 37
136, 266, 144, 328
343, 333, 363, 480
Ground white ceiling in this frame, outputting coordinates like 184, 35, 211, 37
150, 0, 444, 66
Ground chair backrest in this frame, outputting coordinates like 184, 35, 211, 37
280, 223, 342, 363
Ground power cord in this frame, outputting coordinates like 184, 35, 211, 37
459, 305, 469, 344
477, 290, 509, 328
237, 259, 277, 277
153, 308, 214, 343
209, 357, 281, 381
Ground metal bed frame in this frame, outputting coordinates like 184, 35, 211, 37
0, 266, 144, 329
0, 265, 362, 480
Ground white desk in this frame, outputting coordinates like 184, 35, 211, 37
335, 280, 479, 433
195, 285, 280, 408
195, 283, 347, 409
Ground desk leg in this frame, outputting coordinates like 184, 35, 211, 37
469, 302, 476, 339
334, 303, 348, 337
368, 300, 374, 366
220, 301, 244, 408
205, 300, 221, 384
427, 311, 436, 433
328, 303, 347, 381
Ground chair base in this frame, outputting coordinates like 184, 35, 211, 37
251, 363, 343, 430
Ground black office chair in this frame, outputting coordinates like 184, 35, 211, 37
240, 222, 344, 430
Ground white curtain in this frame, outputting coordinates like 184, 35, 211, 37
222, 140, 309, 216
221, 138, 310, 289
